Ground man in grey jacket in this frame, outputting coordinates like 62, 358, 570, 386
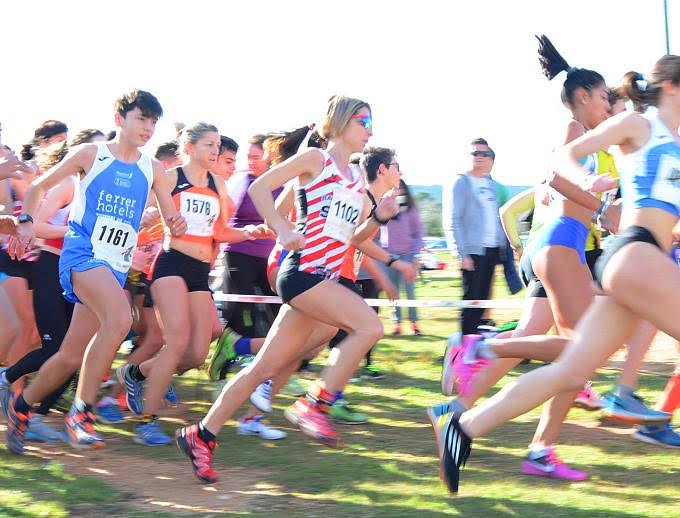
442, 138, 506, 335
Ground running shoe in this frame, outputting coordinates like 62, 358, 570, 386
427, 409, 472, 493
134, 421, 172, 446
411, 323, 422, 336
392, 325, 401, 336
453, 335, 489, 396
208, 327, 240, 381
632, 422, 680, 448
329, 399, 368, 424
441, 333, 461, 396
164, 383, 179, 407
64, 408, 105, 450
25, 415, 66, 443
237, 416, 287, 440
361, 365, 385, 380
281, 375, 307, 396
496, 320, 519, 332
602, 392, 671, 424
0, 376, 11, 421
285, 398, 343, 448
95, 403, 125, 424
116, 364, 145, 415
573, 382, 603, 411
250, 380, 273, 413
176, 424, 218, 483
521, 447, 589, 481
476, 325, 499, 339
5, 395, 31, 454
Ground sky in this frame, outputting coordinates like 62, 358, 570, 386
0, 0, 677, 187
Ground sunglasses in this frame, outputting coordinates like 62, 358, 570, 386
471, 150, 494, 158
351, 114, 373, 129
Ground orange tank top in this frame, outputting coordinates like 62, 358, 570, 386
171, 167, 221, 246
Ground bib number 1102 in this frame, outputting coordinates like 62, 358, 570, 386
332, 200, 359, 225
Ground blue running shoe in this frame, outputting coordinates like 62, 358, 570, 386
134, 421, 172, 446
602, 392, 671, 425
65, 408, 105, 450
25, 415, 66, 443
5, 394, 30, 454
632, 422, 680, 448
96, 403, 125, 424
116, 365, 144, 415
164, 383, 179, 407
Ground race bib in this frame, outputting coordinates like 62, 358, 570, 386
322, 186, 364, 244
180, 192, 220, 237
91, 216, 137, 272
650, 154, 680, 212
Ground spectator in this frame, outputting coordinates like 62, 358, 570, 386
380, 178, 424, 335
443, 137, 506, 334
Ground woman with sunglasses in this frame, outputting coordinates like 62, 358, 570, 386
435, 35, 618, 488
434, 53, 680, 494
176, 95, 399, 483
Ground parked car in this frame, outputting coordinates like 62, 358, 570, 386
423, 236, 448, 250
418, 248, 447, 270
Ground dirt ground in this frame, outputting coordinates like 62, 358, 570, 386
2, 333, 677, 516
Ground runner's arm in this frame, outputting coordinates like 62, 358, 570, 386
500, 187, 534, 252
33, 177, 74, 239
150, 160, 186, 237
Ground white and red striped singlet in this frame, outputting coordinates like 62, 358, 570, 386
292, 149, 364, 280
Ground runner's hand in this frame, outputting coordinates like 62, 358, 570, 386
0, 155, 33, 180
0, 215, 17, 235
393, 259, 416, 283
167, 213, 187, 237
278, 228, 305, 251
7, 222, 34, 259
375, 189, 399, 221
584, 174, 618, 194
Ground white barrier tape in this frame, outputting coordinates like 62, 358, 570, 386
213, 292, 525, 309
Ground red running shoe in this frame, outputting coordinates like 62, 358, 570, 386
176, 424, 218, 483
287, 398, 343, 449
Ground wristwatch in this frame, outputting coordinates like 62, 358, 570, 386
17, 213, 33, 224
386, 253, 400, 267
370, 207, 390, 225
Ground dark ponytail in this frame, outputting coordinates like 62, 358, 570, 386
535, 34, 605, 108
264, 125, 323, 166
620, 55, 680, 112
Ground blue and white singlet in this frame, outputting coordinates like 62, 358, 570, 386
59, 143, 154, 302
618, 112, 680, 216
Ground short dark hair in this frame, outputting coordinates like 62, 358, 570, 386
155, 141, 179, 161
471, 137, 495, 159
360, 146, 394, 183
219, 135, 239, 155
114, 89, 163, 120
248, 134, 267, 148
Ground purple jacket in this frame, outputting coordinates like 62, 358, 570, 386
380, 207, 424, 255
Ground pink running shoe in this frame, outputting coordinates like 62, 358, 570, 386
521, 447, 589, 481
441, 334, 461, 396
453, 335, 488, 396
573, 381, 603, 411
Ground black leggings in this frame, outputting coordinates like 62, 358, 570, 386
5, 251, 75, 414
222, 251, 279, 337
